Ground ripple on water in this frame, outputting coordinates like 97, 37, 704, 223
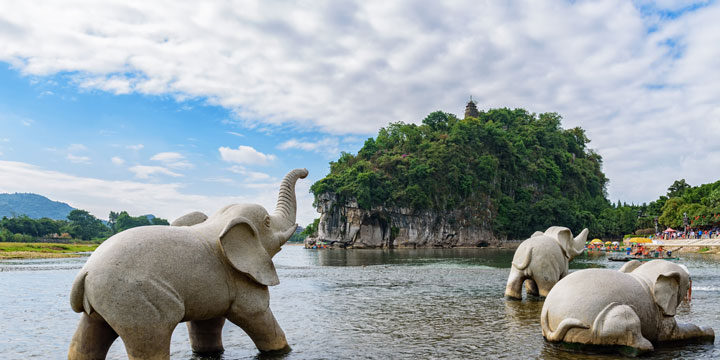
0, 248, 718, 359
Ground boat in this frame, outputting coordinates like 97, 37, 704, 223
608, 255, 679, 262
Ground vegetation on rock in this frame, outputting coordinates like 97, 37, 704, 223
311, 109, 612, 239
310, 108, 720, 239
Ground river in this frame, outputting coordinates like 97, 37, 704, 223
1, 246, 718, 359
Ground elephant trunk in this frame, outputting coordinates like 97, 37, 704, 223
271, 168, 309, 234
570, 228, 589, 258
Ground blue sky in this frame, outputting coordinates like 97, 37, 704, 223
1, 0, 719, 226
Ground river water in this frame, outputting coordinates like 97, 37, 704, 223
1, 246, 718, 359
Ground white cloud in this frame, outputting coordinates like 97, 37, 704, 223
68, 143, 88, 152
66, 154, 91, 164
0, 1, 719, 204
278, 138, 340, 157
150, 152, 183, 162
111, 156, 125, 165
219, 145, 276, 165
226, 131, 245, 137
128, 165, 182, 179
126, 144, 144, 151
226, 165, 272, 181
0, 160, 316, 225
1, 138, 9, 142
21, 118, 33, 126
149, 151, 193, 169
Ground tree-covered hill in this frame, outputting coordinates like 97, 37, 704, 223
0, 193, 75, 220
311, 108, 610, 239
655, 179, 720, 229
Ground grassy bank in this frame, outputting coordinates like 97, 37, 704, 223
0, 242, 98, 259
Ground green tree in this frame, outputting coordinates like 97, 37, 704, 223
67, 210, 108, 240
667, 179, 691, 198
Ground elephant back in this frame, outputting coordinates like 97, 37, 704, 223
544, 268, 659, 341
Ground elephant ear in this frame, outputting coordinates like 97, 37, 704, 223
531, 231, 544, 237
217, 217, 279, 286
544, 227, 573, 259
653, 271, 681, 316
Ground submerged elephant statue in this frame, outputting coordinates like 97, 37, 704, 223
505, 226, 588, 299
541, 259, 714, 356
68, 168, 308, 360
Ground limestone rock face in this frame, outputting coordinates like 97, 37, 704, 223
306, 193, 497, 248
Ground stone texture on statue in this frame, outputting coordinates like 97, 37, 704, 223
505, 226, 588, 299
170, 211, 208, 226
67, 168, 308, 360
541, 259, 714, 356
306, 192, 496, 248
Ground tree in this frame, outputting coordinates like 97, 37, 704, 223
667, 179, 691, 198
310, 107, 611, 239
301, 218, 320, 237
114, 211, 169, 232
67, 210, 108, 240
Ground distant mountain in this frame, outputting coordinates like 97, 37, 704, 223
0, 193, 76, 220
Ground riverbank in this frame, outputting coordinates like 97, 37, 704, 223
0, 242, 98, 259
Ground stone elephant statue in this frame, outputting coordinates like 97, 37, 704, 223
68, 168, 308, 360
541, 259, 714, 356
505, 226, 588, 299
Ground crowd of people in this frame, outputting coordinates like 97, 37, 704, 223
651, 228, 720, 240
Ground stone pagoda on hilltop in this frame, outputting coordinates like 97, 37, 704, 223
464, 96, 479, 118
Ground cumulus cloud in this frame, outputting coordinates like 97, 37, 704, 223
0, 1, 719, 203
226, 165, 272, 181
66, 154, 91, 164
0, 160, 316, 225
219, 145, 276, 165
111, 156, 125, 165
129, 165, 182, 179
68, 143, 88, 152
150, 151, 193, 169
278, 138, 340, 157
150, 152, 183, 162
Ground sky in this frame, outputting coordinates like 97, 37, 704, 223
0, 0, 719, 226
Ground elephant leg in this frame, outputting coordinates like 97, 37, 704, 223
187, 317, 225, 354
68, 313, 119, 360
660, 322, 715, 343
115, 325, 175, 360
525, 279, 539, 297
227, 307, 290, 354
505, 268, 526, 299
535, 275, 558, 297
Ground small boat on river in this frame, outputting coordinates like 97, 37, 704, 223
608, 255, 680, 262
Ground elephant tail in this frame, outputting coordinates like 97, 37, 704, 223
541, 305, 589, 342
511, 246, 532, 270
70, 271, 93, 315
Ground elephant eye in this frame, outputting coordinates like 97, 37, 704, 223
264, 215, 271, 228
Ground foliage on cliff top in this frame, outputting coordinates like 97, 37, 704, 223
310, 108, 610, 238
656, 179, 720, 229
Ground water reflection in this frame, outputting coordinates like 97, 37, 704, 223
0, 247, 718, 359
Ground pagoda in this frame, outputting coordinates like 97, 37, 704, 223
464, 96, 479, 118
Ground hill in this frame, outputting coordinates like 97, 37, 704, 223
308, 107, 609, 248
0, 193, 75, 220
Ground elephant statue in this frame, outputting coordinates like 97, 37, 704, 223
67, 168, 308, 360
541, 259, 714, 356
505, 226, 588, 299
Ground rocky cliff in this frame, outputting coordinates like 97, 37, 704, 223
306, 193, 500, 248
